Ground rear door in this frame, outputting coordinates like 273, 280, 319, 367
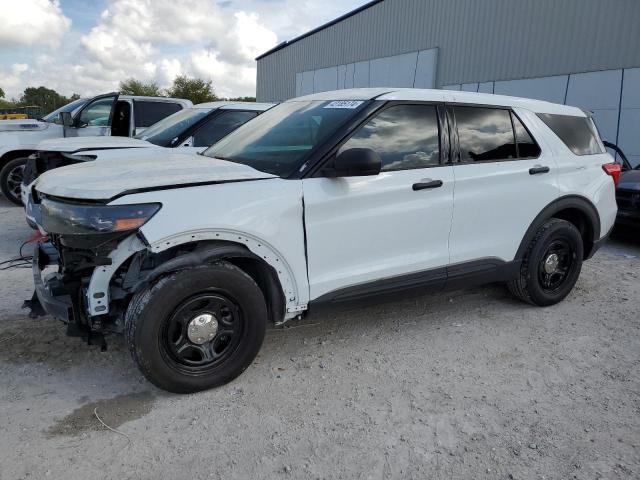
132, 100, 183, 136
303, 102, 454, 301
67, 93, 119, 137
448, 104, 558, 265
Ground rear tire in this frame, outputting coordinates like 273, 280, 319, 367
0, 157, 27, 205
508, 218, 583, 306
125, 262, 267, 393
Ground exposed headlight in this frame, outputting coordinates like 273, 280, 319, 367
41, 198, 161, 235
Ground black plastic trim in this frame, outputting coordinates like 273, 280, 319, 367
310, 258, 520, 310
514, 195, 601, 261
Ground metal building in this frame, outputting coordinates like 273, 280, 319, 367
256, 0, 640, 165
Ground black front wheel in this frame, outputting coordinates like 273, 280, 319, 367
0, 157, 28, 205
508, 218, 584, 306
125, 262, 267, 393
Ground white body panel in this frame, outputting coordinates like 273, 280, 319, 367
36, 136, 154, 152
114, 179, 309, 316
303, 166, 454, 299
447, 108, 560, 264
35, 154, 275, 200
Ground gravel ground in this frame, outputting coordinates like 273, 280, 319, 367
0, 195, 639, 480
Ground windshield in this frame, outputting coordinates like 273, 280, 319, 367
41, 98, 88, 123
203, 100, 369, 176
135, 107, 211, 146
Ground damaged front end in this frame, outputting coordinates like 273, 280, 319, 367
30, 196, 161, 348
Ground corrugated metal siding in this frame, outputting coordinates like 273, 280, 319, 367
256, 0, 640, 101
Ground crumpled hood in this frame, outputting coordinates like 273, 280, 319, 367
36, 136, 153, 153
619, 169, 640, 191
35, 152, 276, 201
0, 119, 49, 132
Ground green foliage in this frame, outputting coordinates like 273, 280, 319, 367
19, 86, 71, 113
119, 78, 163, 97
0, 87, 5, 99
166, 76, 218, 104
225, 96, 256, 102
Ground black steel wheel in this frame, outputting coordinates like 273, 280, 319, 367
508, 218, 583, 306
0, 157, 27, 205
161, 293, 244, 373
125, 262, 267, 393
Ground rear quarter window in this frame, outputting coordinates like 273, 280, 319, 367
134, 101, 183, 128
537, 113, 604, 156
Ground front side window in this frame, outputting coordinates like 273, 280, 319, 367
338, 104, 440, 171
204, 100, 369, 177
135, 108, 210, 147
455, 107, 516, 162
537, 113, 604, 156
193, 111, 258, 147
78, 96, 116, 127
42, 98, 87, 124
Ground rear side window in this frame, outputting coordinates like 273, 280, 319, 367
537, 113, 603, 156
339, 104, 440, 171
193, 111, 258, 147
134, 101, 183, 128
511, 112, 541, 158
454, 107, 516, 162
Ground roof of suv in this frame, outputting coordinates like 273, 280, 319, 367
291, 88, 584, 116
193, 101, 275, 111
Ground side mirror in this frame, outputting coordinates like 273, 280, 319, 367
60, 111, 74, 127
324, 148, 382, 177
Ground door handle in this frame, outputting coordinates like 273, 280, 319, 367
529, 165, 550, 175
412, 179, 443, 191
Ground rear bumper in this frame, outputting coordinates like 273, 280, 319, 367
32, 243, 74, 322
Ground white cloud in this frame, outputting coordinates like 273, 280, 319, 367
0, 0, 71, 50
0, 0, 365, 100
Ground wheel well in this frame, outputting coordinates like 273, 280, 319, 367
142, 240, 286, 324
551, 208, 594, 259
0, 150, 34, 168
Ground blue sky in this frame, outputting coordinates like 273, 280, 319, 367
0, 0, 366, 99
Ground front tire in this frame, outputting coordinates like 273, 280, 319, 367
508, 218, 583, 306
125, 262, 267, 393
0, 157, 27, 205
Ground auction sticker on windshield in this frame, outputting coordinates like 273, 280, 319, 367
324, 101, 364, 109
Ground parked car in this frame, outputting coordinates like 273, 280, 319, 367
29, 88, 618, 393
0, 93, 192, 204
603, 141, 640, 228
21, 102, 274, 226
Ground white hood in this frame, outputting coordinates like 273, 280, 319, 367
0, 119, 49, 132
35, 153, 276, 200
36, 136, 153, 153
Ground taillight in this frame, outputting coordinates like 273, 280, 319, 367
602, 162, 622, 187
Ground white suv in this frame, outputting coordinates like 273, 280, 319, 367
29, 88, 618, 393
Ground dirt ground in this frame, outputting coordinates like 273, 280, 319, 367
0, 194, 639, 480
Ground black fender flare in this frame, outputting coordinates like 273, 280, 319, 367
131, 241, 285, 323
514, 195, 601, 262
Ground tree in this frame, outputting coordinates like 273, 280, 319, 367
119, 78, 162, 97
166, 76, 218, 104
225, 96, 256, 102
0, 87, 4, 99
19, 86, 68, 112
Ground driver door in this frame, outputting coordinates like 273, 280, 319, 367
65, 93, 119, 137
302, 103, 454, 301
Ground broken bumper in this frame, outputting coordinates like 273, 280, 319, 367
32, 242, 74, 322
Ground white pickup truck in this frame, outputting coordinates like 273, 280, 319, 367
0, 92, 191, 204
